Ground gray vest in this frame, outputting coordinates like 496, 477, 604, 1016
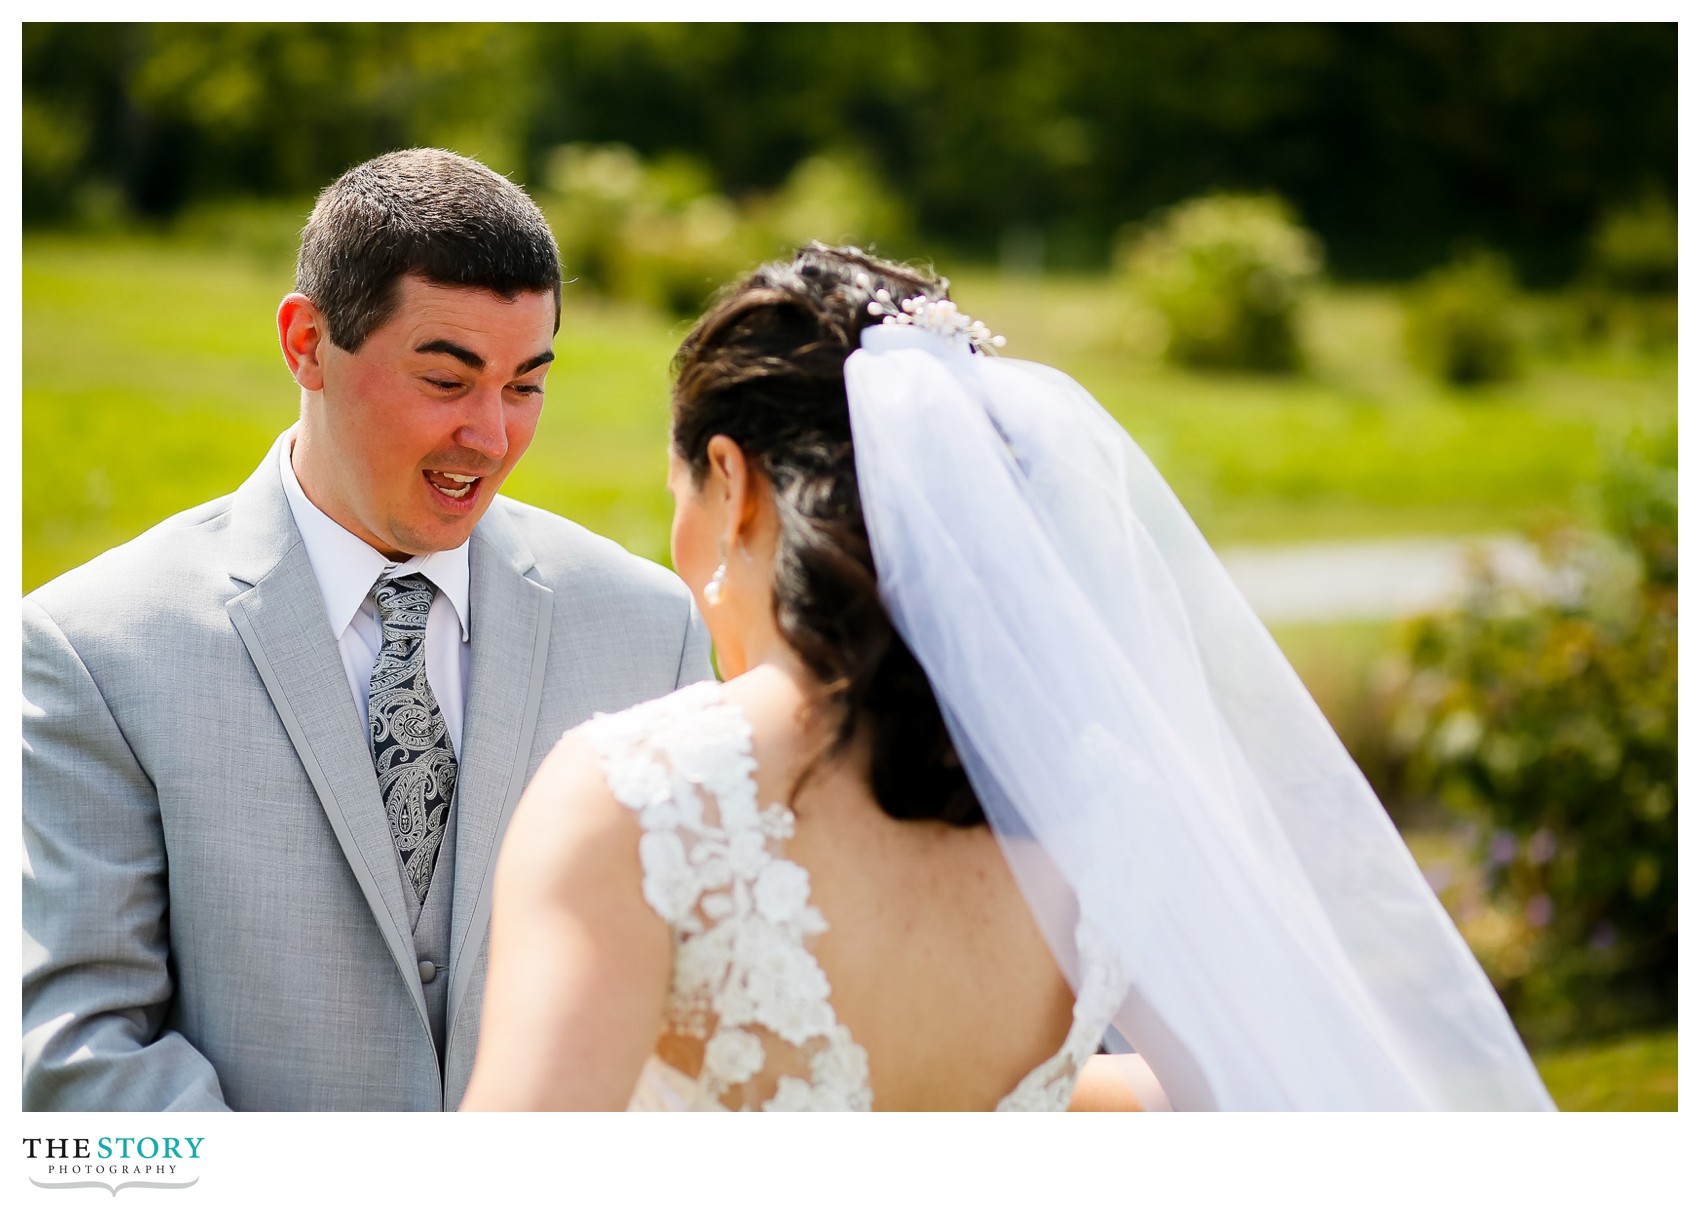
397, 797, 457, 1080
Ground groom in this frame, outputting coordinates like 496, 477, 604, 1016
23, 148, 712, 1111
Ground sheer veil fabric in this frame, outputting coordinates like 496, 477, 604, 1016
845, 323, 1555, 1111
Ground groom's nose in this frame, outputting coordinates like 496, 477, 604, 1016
452, 386, 509, 464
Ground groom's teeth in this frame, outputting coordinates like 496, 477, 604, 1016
425, 470, 480, 499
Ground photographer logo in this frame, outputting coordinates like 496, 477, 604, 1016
22, 1137, 202, 1196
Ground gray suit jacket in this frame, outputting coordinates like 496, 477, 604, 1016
23, 436, 713, 1110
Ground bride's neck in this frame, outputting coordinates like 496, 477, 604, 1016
715, 602, 804, 679
719, 624, 869, 768
728, 638, 819, 700
726, 642, 854, 736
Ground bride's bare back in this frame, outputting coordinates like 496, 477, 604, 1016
682, 668, 1079, 1110
463, 665, 1111, 1112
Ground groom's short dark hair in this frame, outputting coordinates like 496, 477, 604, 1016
296, 147, 562, 351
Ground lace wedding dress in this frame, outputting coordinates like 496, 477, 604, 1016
577, 681, 1124, 1112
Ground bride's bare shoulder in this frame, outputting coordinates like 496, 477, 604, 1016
500, 728, 639, 893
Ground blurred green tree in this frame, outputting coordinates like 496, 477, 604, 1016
23, 23, 538, 219
23, 23, 1677, 282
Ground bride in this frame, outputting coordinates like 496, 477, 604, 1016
459, 244, 1554, 1112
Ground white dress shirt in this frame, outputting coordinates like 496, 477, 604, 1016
278, 430, 471, 758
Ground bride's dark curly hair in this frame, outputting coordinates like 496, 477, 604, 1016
671, 243, 984, 828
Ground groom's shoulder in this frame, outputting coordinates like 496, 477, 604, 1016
26, 491, 246, 634
486, 496, 689, 606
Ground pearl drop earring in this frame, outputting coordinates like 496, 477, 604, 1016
704, 562, 727, 607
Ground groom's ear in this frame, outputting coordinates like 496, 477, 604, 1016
278, 293, 328, 391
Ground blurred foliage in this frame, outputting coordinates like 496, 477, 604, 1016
1565, 290, 1679, 360
1117, 193, 1322, 372
22, 24, 537, 221
751, 148, 913, 256
1385, 425, 1677, 1046
167, 195, 317, 267
542, 143, 750, 316
1533, 1027, 1678, 1111
1585, 190, 1678, 295
1403, 249, 1527, 386
540, 143, 910, 316
1564, 192, 1680, 356
22, 23, 1676, 281
1597, 425, 1678, 589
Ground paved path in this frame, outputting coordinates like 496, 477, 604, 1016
1217, 534, 1548, 625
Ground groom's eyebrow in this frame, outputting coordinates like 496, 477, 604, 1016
414, 339, 554, 376
415, 339, 485, 370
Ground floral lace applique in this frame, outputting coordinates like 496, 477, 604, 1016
580, 682, 872, 1111
580, 682, 1124, 1112
995, 917, 1125, 1111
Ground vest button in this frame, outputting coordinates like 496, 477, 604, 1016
418, 960, 438, 984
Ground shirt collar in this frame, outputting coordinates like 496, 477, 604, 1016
277, 428, 472, 643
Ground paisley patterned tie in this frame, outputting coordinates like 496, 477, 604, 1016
369, 574, 456, 904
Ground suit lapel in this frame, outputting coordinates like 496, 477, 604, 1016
223, 441, 430, 1036
444, 504, 553, 1053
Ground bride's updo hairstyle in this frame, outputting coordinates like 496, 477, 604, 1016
671, 243, 983, 828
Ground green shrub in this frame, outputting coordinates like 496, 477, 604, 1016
749, 149, 912, 257
1568, 193, 1678, 352
1587, 192, 1677, 296
1403, 249, 1526, 386
540, 143, 914, 318
615, 192, 758, 317
1385, 428, 1676, 1045
539, 142, 653, 295
1598, 425, 1677, 588
1116, 192, 1322, 373
539, 143, 756, 315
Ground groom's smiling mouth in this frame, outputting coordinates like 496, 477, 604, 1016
423, 469, 482, 504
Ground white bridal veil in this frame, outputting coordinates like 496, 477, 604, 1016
845, 322, 1555, 1111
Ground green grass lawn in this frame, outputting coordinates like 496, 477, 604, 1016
1536, 1028, 1678, 1111
24, 234, 1674, 591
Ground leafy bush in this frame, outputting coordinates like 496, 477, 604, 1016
1116, 192, 1322, 373
748, 149, 911, 257
540, 143, 913, 318
1385, 427, 1676, 1044
616, 191, 758, 317
539, 143, 652, 294
1403, 249, 1526, 386
1568, 193, 1678, 352
1587, 192, 1677, 296
539, 143, 761, 316
1598, 425, 1677, 588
